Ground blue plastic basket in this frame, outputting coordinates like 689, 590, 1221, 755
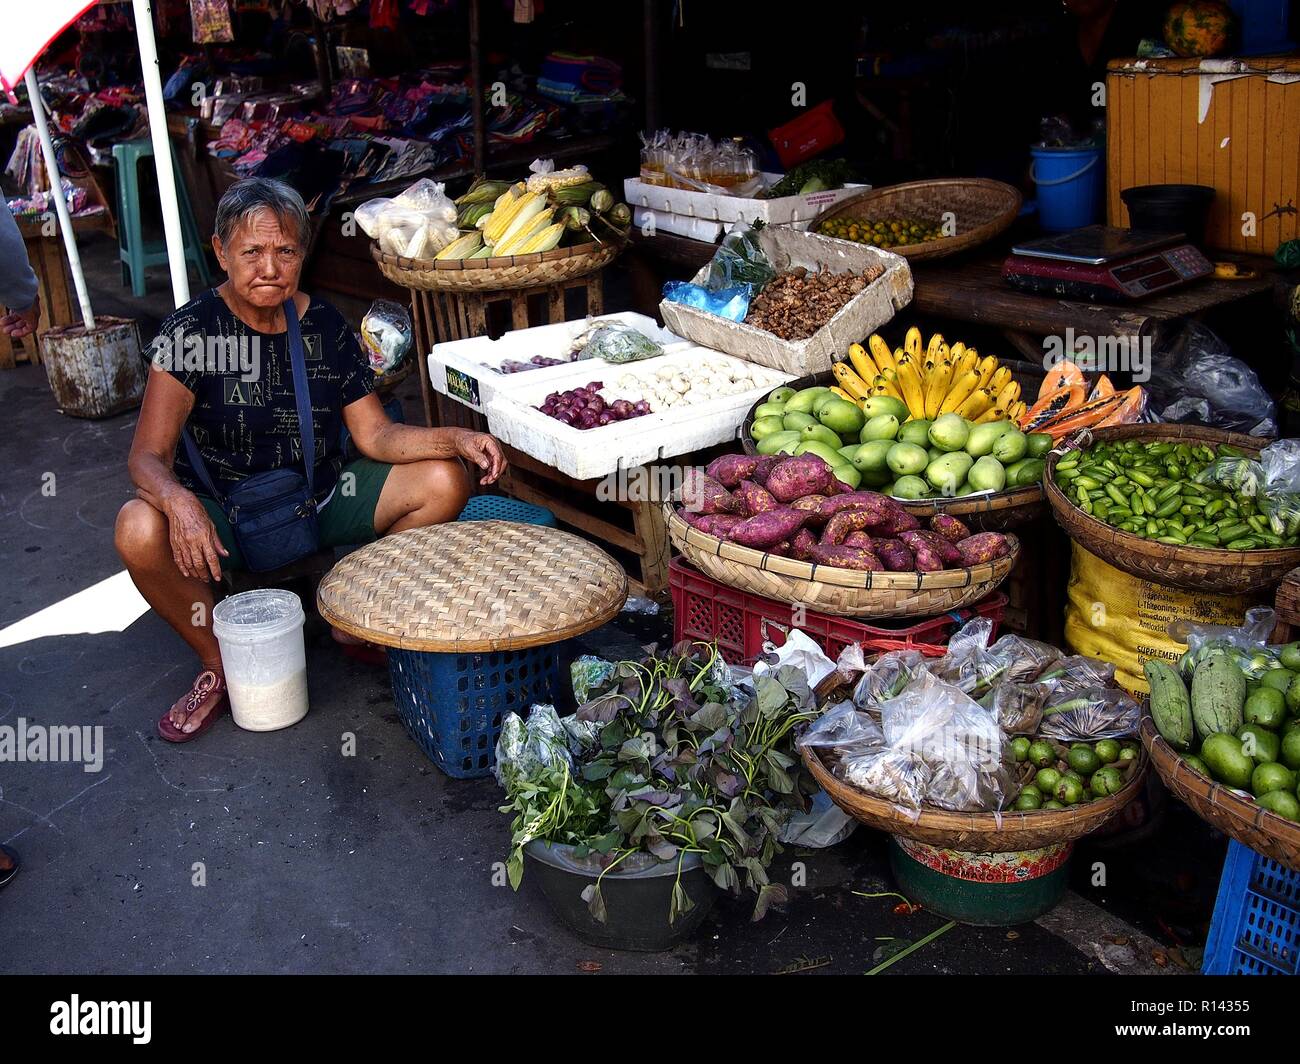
387, 644, 562, 778
458, 495, 556, 526
1203, 840, 1300, 974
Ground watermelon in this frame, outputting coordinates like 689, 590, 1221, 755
1163, 0, 1234, 58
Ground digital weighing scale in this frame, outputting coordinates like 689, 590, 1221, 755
1001, 225, 1213, 302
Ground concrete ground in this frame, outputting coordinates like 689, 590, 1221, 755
0, 237, 1224, 974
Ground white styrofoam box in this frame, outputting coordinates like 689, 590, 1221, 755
484, 347, 796, 480
598, 347, 791, 413
623, 174, 868, 242
426, 311, 684, 414
632, 205, 726, 243
659, 227, 913, 378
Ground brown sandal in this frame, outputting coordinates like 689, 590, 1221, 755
158, 670, 228, 743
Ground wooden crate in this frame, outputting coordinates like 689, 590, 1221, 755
1273, 567, 1300, 643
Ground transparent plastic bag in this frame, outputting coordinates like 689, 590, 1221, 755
1145, 321, 1278, 437
1259, 440, 1300, 538
357, 178, 459, 258
570, 655, 615, 704
574, 321, 663, 363
661, 280, 753, 322
851, 649, 928, 710
360, 299, 412, 374
494, 703, 592, 788
1037, 686, 1142, 741
797, 699, 885, 757
1171, 606, 1281, 679
702, 222, 780, 291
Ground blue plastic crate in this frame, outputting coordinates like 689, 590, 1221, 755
458, 495, 556, 526
387, 644, 562, 778
1204, 840, 1300, 974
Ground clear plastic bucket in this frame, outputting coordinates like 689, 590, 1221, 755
212, 589, 308, 732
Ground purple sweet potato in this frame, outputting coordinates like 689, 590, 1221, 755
873, 537, 915, 572
791, 494, 829, 523
705, 453, 761, 488
878, 507, 921, 535
910, 542, 945, 572
694, 513, 746, 538
822, 509, 878, 546
843, 531, 874, 550
681, 468, 741, 515
727, 507, 808, 550
765, 455, 834, 503
816, 491, 894, 527
809, 543, 885, 572
769, 540, 791, 557
750, 455, 782, 487
789, 527, 817, 561
929, 512, 971, 544
900, 530, 962, 567
956, 532, 1012, 566
735, 479, 778, 516
677, 506, 705, 529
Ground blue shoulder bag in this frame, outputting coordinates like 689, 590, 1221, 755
180, 298, 322, 573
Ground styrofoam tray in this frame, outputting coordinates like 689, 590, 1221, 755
485, 347, 795, 480
427, 311, 685, 414
624, 174, 868, 243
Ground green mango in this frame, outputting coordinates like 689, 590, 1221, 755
967, 455, 1007, 492
992, 429, 1029, 464
795, 440, 849, 468
819, 397, 866, 436
891, 474, 929, 499
1238, 722, 1281, 765
857, 466, 892, 488
927, 446, 945, 463
965, 421, 1013, 458
862, 395, 909, 423
852, 439, 894, 473
753, 402, 786, 420
1004, 457, 1046, 488
784, 386, 831, 415
1026, 432, 1054, 458
751, 415, 785, 440
768, 386, 796, 405
782, 411, 817, 432
838, 444, 861, 460
860, 413, 901, 442
886, 442, 930, 477
801, 423, 843, 449
898, 419, 932, 447
813, 392, 841, 417
755, 430, 801, 455
928, 413, 971, 452
831, 463, 862, 490
926, 452, 974, 494
1201, 733, 1255, 790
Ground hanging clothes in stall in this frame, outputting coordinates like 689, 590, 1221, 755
191, 0, 235, 43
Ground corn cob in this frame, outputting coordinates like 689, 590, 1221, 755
454, 178, 516, 206
495, 207, 555, 255
550, 181, 605, 206
435, 230, 485, 260
526, 167, 591, 193
466, 244, 495, 259
589, 189, 615, 213
559, 206, 591, 231
517, 222, 565, 254
896, 358, 926, 419
832, 361, 872, 400
483, 189, 542, 246
939, 370, 980, 414
848, 342, 879, 383
456, 202, 494, 229
956, 387, 996, 419
867, 334, 896, 375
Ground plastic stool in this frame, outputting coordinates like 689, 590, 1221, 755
112, 139, 212, 297
457, 495, 557, 526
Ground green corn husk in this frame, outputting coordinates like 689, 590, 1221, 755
455, 178, 516, 206
589, 189, 615, 213
456, 202, 494, 228
435, 230, 485, 260
551, 181, 604, 206
466, 244, 495, 259
608, 202, 631, 227
560, 206, 591, 231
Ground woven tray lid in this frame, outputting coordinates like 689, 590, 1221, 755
317, 521, 628, 652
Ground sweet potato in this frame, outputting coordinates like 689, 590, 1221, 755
929, 513, 971, 544
816, 491, 893, 526
681, 468, 741, 515
873, 537, 915, 572
727, 507, 808, 550
750, 455, 782, 487
791, 494, 828, 523
734, 479, 778, 516
769, 540, 791, 557
809, 543, 885, 572
910, 542, 945, 572
956, 532, 1012, 566
826, 473, 855, 495
765, 455, 834, 503
822, 509, 878, 546
878, 507, 921, 535
843, 531, 874, 550
900, 530, 962, 567
694, 513, 746, 538
705, 454, 761, 488
678, 506, 705, 529
789, 528, 817, 561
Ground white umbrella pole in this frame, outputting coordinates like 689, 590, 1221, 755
131, 0, 190, 308
23, 67, 94, 330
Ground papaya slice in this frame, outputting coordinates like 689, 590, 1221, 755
1021, 381, 1086, 431
1037, 386, 1144, 440
1093, 386, 1144, 428
1089, 374, 1115, 400
1039, 360, 1085, 399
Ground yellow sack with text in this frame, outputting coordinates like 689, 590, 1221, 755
1064, 544, 1261, 694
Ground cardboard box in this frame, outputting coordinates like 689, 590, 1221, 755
1107, 57, 1300, 255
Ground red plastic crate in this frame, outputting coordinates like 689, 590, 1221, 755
668, 557, 1006, 666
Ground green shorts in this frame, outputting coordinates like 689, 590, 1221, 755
199, 457, 393, 571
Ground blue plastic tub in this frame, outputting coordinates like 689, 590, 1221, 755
1030, 146, 1104, 231
458, 495, 556, 526
388, 645, 563, 778
1203, 840, 1300, 974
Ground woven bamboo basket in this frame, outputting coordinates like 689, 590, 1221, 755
809, 178, 1022, 262
801, 672, 1149, 851
664, 504, 1017, 619
740, 373, 1046, 531
370, 237, 624, 292
1139, 715, 1300, 872
1044, 423, 1300, 594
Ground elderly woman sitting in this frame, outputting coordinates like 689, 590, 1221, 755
116, 177, 506, 744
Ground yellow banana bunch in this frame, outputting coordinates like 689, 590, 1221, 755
895, 355, 925, 419
868, 334, 896, 375
923, 349, 953, 419
831, 361, 872, 401
847, 342, 880, 385
939, 370, 980, 414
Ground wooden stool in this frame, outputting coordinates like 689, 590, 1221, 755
317, 521, 626, 776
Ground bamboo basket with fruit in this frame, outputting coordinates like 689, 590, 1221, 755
1045, 423, 1300, 594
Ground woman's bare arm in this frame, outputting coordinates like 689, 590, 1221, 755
342, 393, 506, 484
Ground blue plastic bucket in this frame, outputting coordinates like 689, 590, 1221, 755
1030, 146, 1103, 231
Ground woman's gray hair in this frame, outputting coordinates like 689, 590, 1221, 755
214, 177, 311, 248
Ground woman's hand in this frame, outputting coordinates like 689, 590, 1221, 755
454, 430, 507, 486
1, 293, 40, 338
160, 487, 229, 582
